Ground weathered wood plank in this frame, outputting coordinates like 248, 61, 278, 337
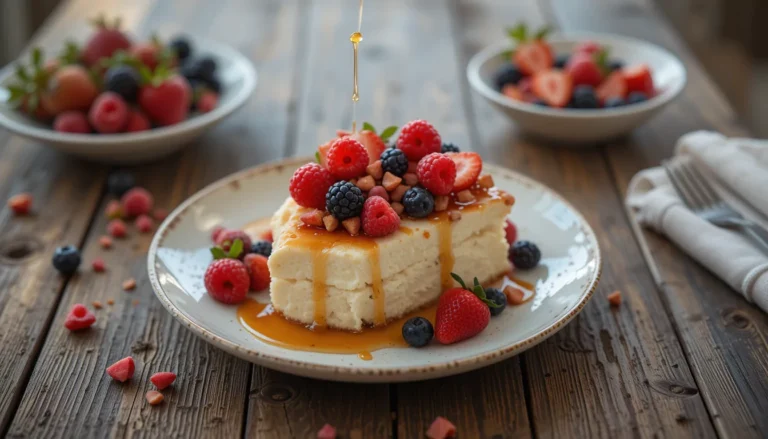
546, 0, 768, 436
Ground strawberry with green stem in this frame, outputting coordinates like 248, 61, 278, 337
5, 48, 53, 119
81, 15, 132, 66
565, 47, 610, 87
506, 23, 554, 75
434, 273, 500, 345
138, 62, 192, 126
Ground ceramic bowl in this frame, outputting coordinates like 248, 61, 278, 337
467, 32, 686, 144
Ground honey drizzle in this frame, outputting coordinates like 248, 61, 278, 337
350, 0, 364, 132
312, 248, 330, 327
431, 213, 455, 291
370, 243, 385, 325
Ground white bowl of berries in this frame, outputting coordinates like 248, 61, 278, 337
467, 25, 686, 144
0, 17, 256, 164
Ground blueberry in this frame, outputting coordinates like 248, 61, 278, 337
195, 57, 217, 79
169, 37, 192, 61
251, 240, 272, 257
402, 187, 434, 218
485, 288, 507, 316
532, 98, 549, 107
510, 240, 541, 269
441, 143, 460, 153
379, 148, 409, 177
52, 245, 81, 275
326, 181, 365, 221
494, 64, 523, 89
201, 75, 221, 94
554, 54, 570, 69
104, 66, 140, 102
402, 317, 434, 348
571, 85, 599, 109
627, 92, 649, 105
107, 171, 135, 197
608, 60, 624, 71
604, 97, 626, 108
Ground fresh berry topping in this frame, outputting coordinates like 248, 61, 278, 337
300, 209, 325, 227
204, 258, 250, 304
52, 245, 81, 274
337, 127, 390, 164
106, 356, 135, 382
317, 424, 337, 439
289, 163, 335, 209
325, 181, 365, 221
426, 416, 456, 439
210, 226, 225, 243
64, 304, 96, 331
92, 258, 106, 272
532, 70, 573, 108
575, 40, 602, 55
402, 187, 435, 218
326, 137, 369, 180
8, 193, 32, 215
514, 41, 553, 75
197, 90, 218, 113
361, 196, 400, 237
125, 109, 151, 132
565, 53, 603, 87
88, 92, 129, 133
129, 41, 163, 71
169, 37, 192, 61
107, 171, 135, 197
485, 288, 507, 316
121, 187, 154, 217
623, 64, 654, 95
104, 66, 140, 102
494, 64, 523, 89
446, 152, 482, 191
627, 91, 649, 105
571, 85, 599, 109
604, 97, 626, 108
138, 74, 192, 126
215, 230, 252, 258
379, 148, 409, 177
150, 372, 177, 390
244, 253, 271, 291
107, 219, 127, 238
504, 219, 518, 245
53, 111, 91, 133
510, 240, 541, 269
146, 390, 164, 406
82, 16, 132, 66
596, 71, 627, 103
417, 153, 456, 196
440, 143, 460, 154
135, 214, 153, 233
554, 54, 570, 69
250, 240, 272, 257
434, 274, 496, 344
397, 120, 442, 161
401, 317, 434, 348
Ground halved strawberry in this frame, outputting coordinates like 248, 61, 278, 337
565, 53, 603, 87
446, 152, 482, 192
596, 71, 628, 102
501, 84, 524, 101
575, 40, 602, 55
623, 64, 654, 95
514, 41, 553, 75
532, 70, 573, 108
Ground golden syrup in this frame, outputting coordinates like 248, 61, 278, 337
349, 0, 364, 132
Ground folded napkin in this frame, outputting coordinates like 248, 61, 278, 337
627, 131, 768, 313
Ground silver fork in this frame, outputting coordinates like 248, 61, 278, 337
663, 158, 768, 254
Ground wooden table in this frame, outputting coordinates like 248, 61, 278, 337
1, 0, 766, 437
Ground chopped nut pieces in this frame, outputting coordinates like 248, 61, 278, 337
323, 214, 339, 232
366, 160, 383, 180
403, 172, 419, 186
477, 174, 494, 189
607, 290, 622, 307
448, 211, 462, 221
456, 190, 475, 203
355, 175, 375, 192
504, 286, 525, 305
390, 202, 404, 216
434, 195, 449, 212
390, 185, 410, 202
382, 172, 402, 191
300, 209, 325, 227
342, 217, 361, 236
122, 278, 136, 291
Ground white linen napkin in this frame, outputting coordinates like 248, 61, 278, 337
626, 131, 768, 313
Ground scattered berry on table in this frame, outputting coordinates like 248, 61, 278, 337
402, 187, 435, 218
554, 54, 570, 69
244, 253, 271, 291
204, 258, 250, 304
361, 196, 400, 237
150, 371, 177, 390
92, 301, 103, 309
121, 187, 154, 217
135, 214, 154, 233
145, 390, 164, 406
89, 92, 129, 133
397, 119, 442, 161
604, 97, 626, 108
608, 59, 624, 71
494, 63, 523, 89
106, 356, 135, 382
99, 235, 113, 249
215, 230, 252, 258
571, 85, 599, 109
440, 143, 460, 153
125, 109, 151, 132
379, 148, 409, 177
52, 245, 81, 274
504, 219, 517, 245
107, 171, 135, 197
446, 152, 482, 191
289, 163, 335, 209
623, 64, 654, 95
138, 74, 192, 126
326, 137, 369, 180
627, 91, 648, 105
250, 240, 272, 257
153, 208, 169, 221
510, 240, 541, 269
485, 288, 507, 316
81, 16, 132, 66
64, 303, 96, 331
317, 424, 337, 439
607, 290, 622, 307
434, 274, 496, 345
92, 258, 106, 272
417, 153, 456, 196
169, 37, 192, 61
326, 181, 365, 221
401, 316, 434, 348
107, 219, 127, 238
426, 416, 456, 439
105, 200, 122, 219
8, 193, 32, 215
104, 66, 140, 102
53, 111, 91, 133
122, 278, 137, 291
532, 70, 573, 108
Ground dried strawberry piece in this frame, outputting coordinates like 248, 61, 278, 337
106, 356, 135, 382
145, 390, 164, 405
426, 416, 456, 439
64, 304, 96, 331
317, 423, 337, 439
150, 372, 177, 390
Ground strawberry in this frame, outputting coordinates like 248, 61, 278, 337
435, 274, 498, 344
596, 71, 628, 102
507, 23, 553, 75
501, 84, 523, 101
150, 372, 177, 390
337, 122, 397, 164
138, 69, 192, 126
426, 416, 456, 439
623, 64, 654, 95
8, 193, 33, 215
130, 36, 169, 71
575, 40, 602, 55
445, 152, 482, 191
41, 65, 99, 114
532, 70, 572, 108
81, 16, 132, 66
565, 53, 603, 87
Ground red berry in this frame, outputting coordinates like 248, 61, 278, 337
215, 229, 252, 258
446, 152, 482, 191
53, 111, 91, 133
121, 187, 154, 217
150, 372, 177, 390
502, 85, 524, 101
532, 70, 573, 108
107, 219, 128, 238
42, 65, 99, 115
361, 196, 400, 237
8, 193, 32, 215
82, 20, 132, 66
146, 390, 164, 405
99, 235, 113, 249
125, 109, 151, 132
211, 225, 225, 243
565, 54, 603, 87
326, 137, 369, 180
426, 416, 456, 439
204, 259, 250, 304
289, 163, 335, 209
106, 356, 135, 382
518, 77, 533, 94
130, 42, 161, 70
88, 92, 129, 133
135, 214, 154, 233
435, 287, 491, 344
243, 254, 271, 291
64, 303, 96, 331
504, 220, 517, 245
260, 230, 273, 242
397, 120, 441, 161
513, 41, 554, 75
623, 64, 654, 95
575, 40, 602, 55
337, 129, 387, 164
197, 91, 218, 113
153, 208, 168, 221
92, 258, 106, 272
417, 153, 456, 196
596, 71, 628, 102
317, 424, 337, 439
139, 75, 192, 126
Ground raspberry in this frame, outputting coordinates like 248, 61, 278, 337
417, 153, 456, 196
135, 214, 154, 233
361, 196, 400, 237
204, 258, 250, 304
64, 304, 96, 331
107, 219, 128, 238
121, 187, 154, 217
379, 148, 409, 177
317, 424, 337, 439
8, 193, 32, 215
504, 220, 517, 245
106, 356, 135, 382
326, 137, 369, 180
325, 181, 365, 221
289, 163, 335, 209
92, 258, 106, 272
215, 230, 252, 258
125, 109, 151, 132
244, 253, 271, 291
53, 111, 91, 133
150, 372, 177, 390
396, 119, 441, 161
88, 92, 129, 133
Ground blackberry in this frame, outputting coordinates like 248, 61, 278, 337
402, 187, 434, 218
326, 181, 365, 220
441, 143, 460, 153
379, 148, 408, 177
571, 85, 599, 109
402, 317, 433, 347
554, 54, 570, 69
494, 64, 523, 89
104, 66, 140, 102
107, 171, 136, 197
604, 97, 626, 108
608, 59, 624, 71
251, 240, 272, 257
52, 245, 81, 275
627, 92, 648, 105
510, 240, 541, 269
485, 288, 507, 316
169, 37, 192, 61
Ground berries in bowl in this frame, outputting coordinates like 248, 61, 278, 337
0, 16, 256, 164
467, 24, 686, 144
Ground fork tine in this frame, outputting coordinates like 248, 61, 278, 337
673, 160, 713, 209
663, 160, 700, 209
680, 160, 722, 207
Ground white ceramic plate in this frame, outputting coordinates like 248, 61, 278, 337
148, 157, 601, 382
0, 37, 256, 164
467, 32, 686, 144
